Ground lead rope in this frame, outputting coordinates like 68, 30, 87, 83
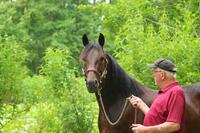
134, 108, 138, 124
128, 95, 138, 132
98, 90, 128, 126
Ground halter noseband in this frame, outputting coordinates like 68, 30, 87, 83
83, 58, 108, 83
84, 68, 101, 78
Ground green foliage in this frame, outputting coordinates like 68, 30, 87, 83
0, 47, 98, 132
41, 48, 73, 96
60, 78, 98, 133
21, 75, 53, 103
0, 36, 28, 104
1, 102, 62, 133
95, 0, 200, 89
40, 48, 98, 132
0, 0, 99, 74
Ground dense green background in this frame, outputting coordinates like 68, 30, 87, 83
0, 0, 200, 132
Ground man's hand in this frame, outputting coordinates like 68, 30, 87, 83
131, 124, 146, 133
131, 122, 181, 133
128, 95, 143, 108
128, 95, 150, 114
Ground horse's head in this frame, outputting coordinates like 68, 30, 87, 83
80, 33, 108, 93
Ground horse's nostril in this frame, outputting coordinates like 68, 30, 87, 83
87, 80, 95, 87
86, 80, 98, 93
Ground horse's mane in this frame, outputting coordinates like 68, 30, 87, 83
106, 54, 145, 98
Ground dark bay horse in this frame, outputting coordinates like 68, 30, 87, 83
80, 33, 200, 133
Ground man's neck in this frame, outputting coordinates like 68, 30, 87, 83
159, 79, 177, 91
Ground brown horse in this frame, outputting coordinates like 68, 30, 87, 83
80, 33, 200, 133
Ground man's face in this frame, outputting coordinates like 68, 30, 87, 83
152, 69, 164, 86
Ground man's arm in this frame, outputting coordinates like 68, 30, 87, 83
132, 122, 180, 133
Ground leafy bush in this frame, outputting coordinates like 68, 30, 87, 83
1, 102, 62, 133
0, 36, 28, 104
21, 75, 53, 104
41, 48, 98, 132
60, 77, 98, 133
89, 0, 200, 89
1, 47, 98, 132
40, 48, 73, 96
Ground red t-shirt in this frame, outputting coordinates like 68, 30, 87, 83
143, 82, 185, 133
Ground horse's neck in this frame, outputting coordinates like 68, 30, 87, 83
102, 55, 128, 99
96, 55, 149, 121
97, 55, 156, 107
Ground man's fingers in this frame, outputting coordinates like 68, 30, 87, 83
131, 124, 139, 131
130, 124, 138, 128
130, 100, 137, 105
130, 98, 139, 104
129, 98, 139, 107
128, 95, 143, 108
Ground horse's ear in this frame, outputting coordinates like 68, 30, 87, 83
82, 34, 89, 46
98, 33, 105, 47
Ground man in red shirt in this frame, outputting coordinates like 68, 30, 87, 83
129, 59, 185, 133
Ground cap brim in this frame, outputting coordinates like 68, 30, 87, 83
148, 64, 157, 68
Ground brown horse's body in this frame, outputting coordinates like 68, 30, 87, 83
183, 83, 200, 133
80, 33, 200, 133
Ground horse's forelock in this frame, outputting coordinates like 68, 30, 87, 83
80, 44, 105, 60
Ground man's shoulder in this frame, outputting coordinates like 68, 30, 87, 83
170, 85, 185, 96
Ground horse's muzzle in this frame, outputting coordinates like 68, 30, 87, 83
86, 80, 99, 93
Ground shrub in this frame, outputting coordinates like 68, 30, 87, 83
0, 36, 28, 104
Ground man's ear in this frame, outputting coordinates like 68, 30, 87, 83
161, 72, 166, 80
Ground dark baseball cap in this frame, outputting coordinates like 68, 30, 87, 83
148, 59, 177, 72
